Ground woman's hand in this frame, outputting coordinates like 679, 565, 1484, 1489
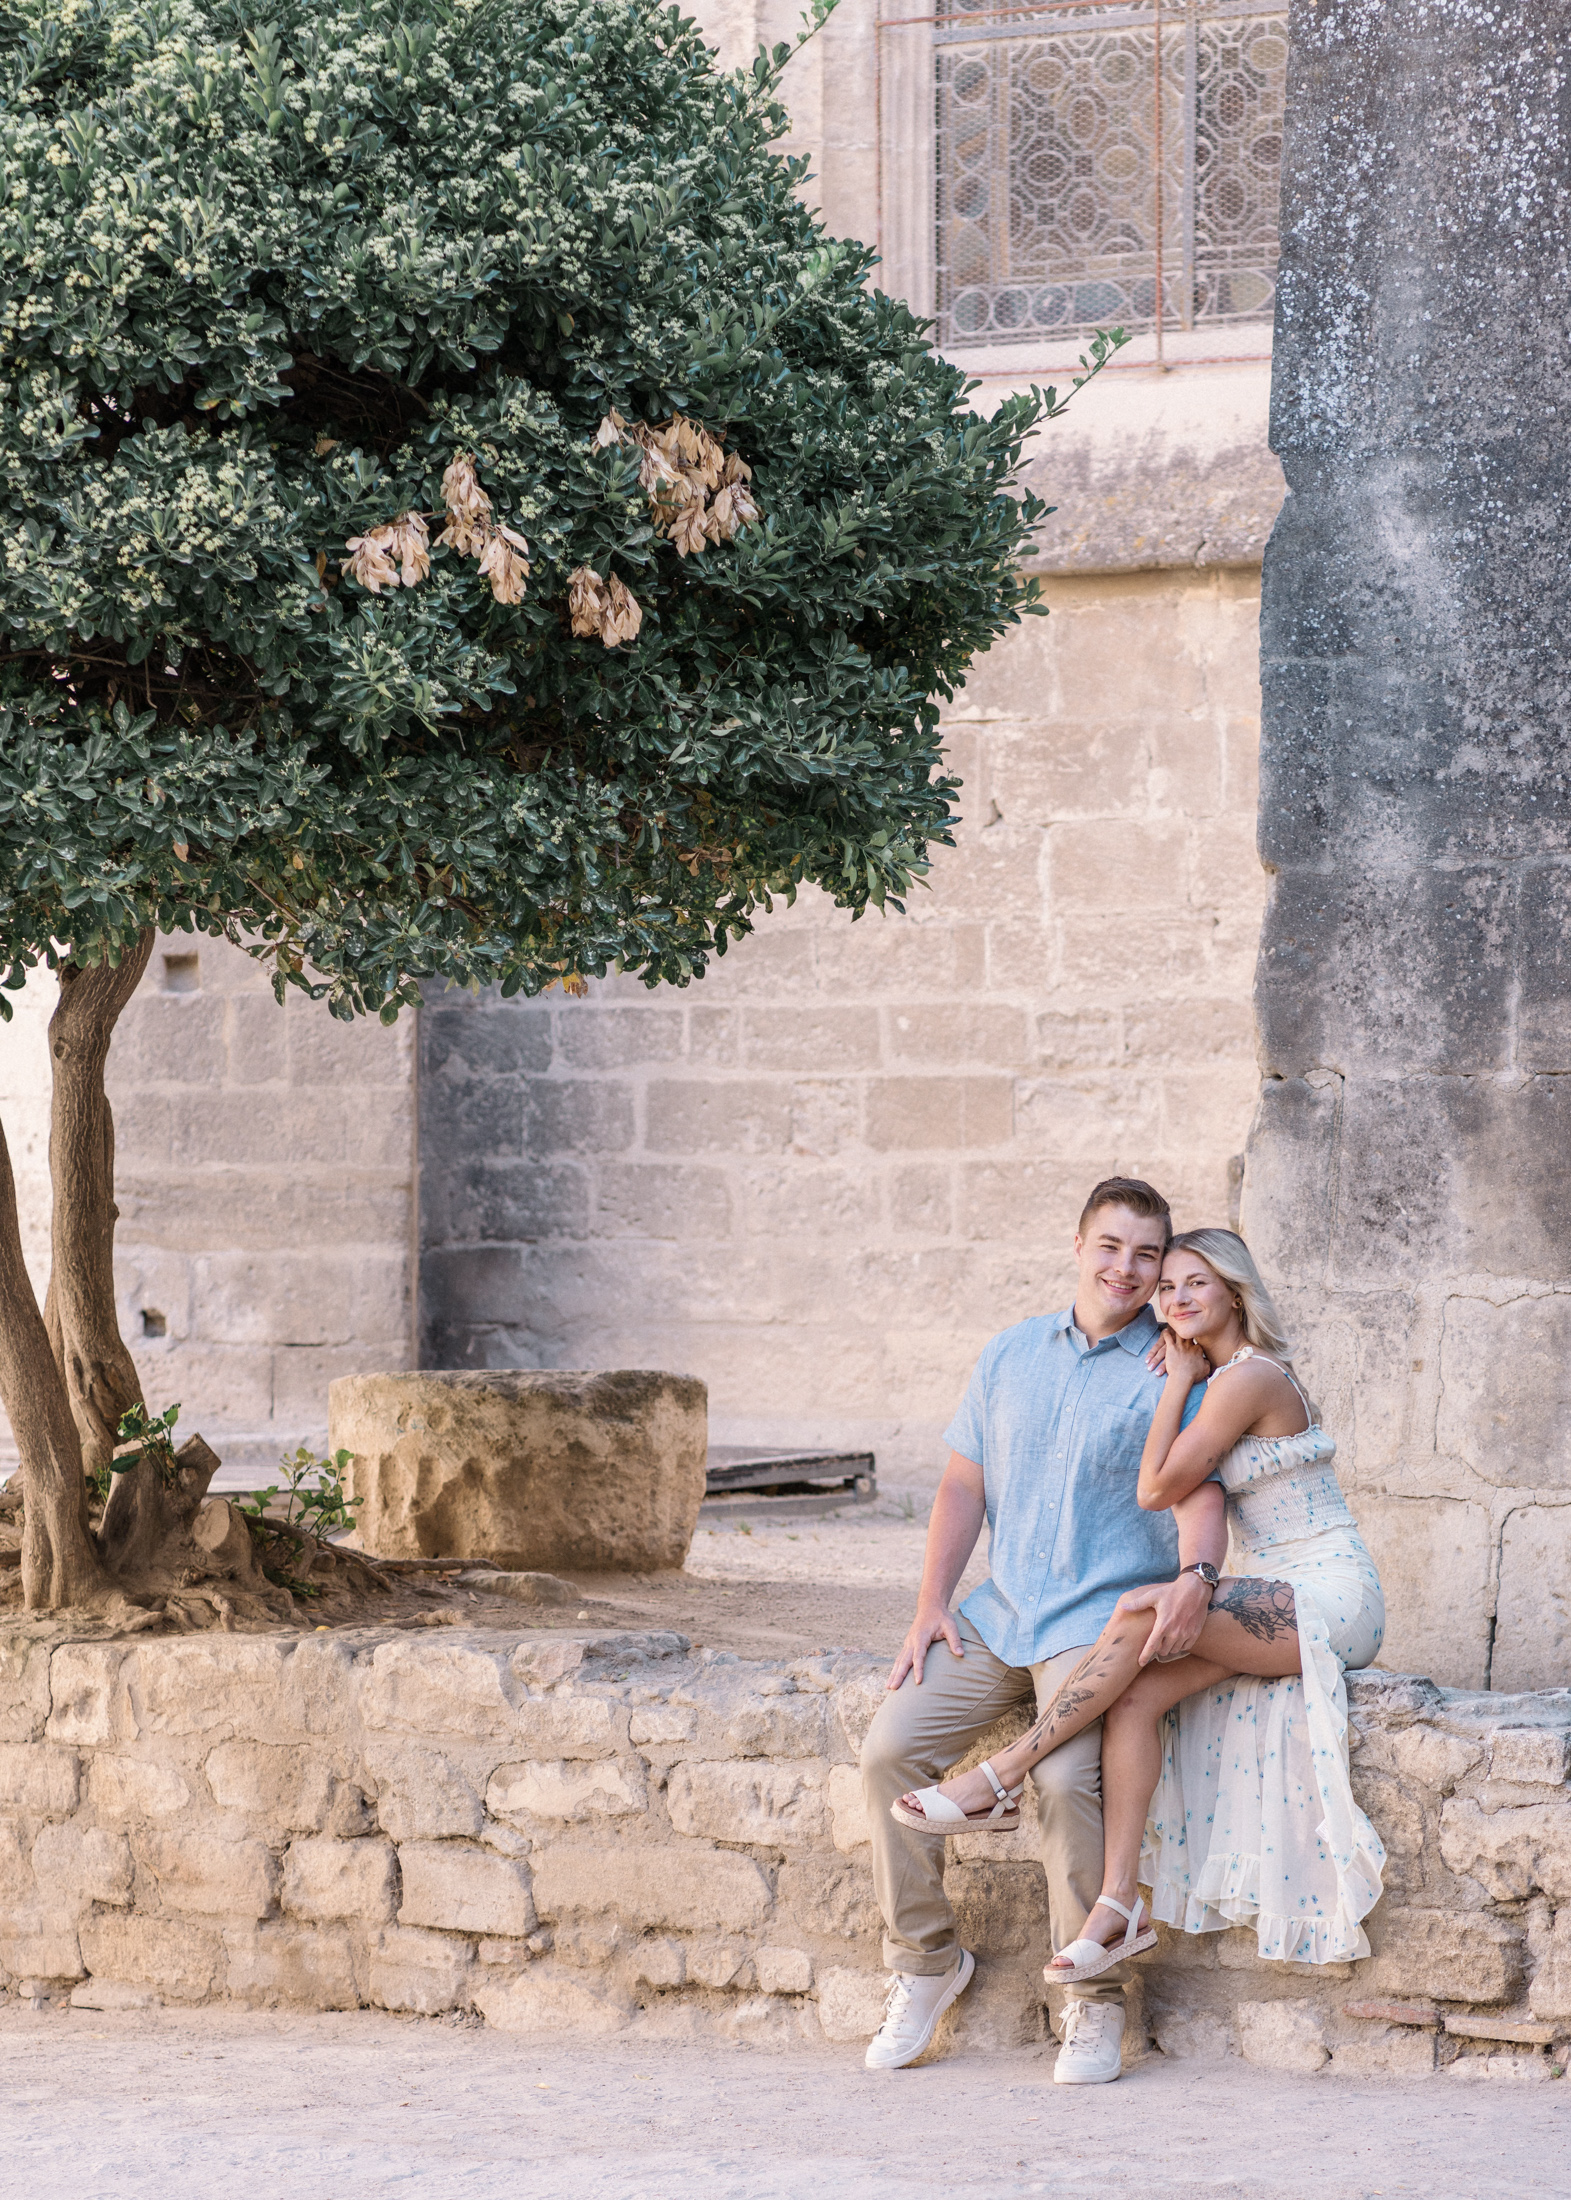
1146, 1327, 1210, 1384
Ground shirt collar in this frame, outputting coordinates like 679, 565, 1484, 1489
1051, 1303, 1158, 1356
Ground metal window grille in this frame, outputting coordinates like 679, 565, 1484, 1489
935, 0, 1288, 349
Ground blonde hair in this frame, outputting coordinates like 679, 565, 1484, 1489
1166, 1228, 1294, 1360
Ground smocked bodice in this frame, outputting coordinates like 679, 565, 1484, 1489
1219, 1421, 1356, 1550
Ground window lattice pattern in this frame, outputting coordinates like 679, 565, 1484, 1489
936, 1, 1288, 347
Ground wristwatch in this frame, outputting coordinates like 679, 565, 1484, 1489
1181, 1562, 1221, 1592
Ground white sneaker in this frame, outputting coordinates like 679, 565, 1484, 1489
1053, 1996, 1125, 2084
863, 1949, 976, 2069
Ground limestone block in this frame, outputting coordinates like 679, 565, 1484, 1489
816, 1966, 889, 2042
1449, 2051, 1552, 2084
360, 1639, 527, 1740
70, 1981, 157, 2012
1439, 1799, 1571, 1902
1236, 1999, 1328, 2074
1528, 1911, 1571, 2020
826, 1764, 870, 1851
332, 1368, 708, 1570
1384, 1724, 1484, 1796
135, 1829, 279, 1921
397, 1841, 536, 1937
1494, 1507, 1571, 1693
755, 1947, 814, 1994
633, 1936, 686, 1988
687, 1936, 751, 1989
831, 1667, 887, 1759
1331, 2026, 1438, 2078
684, 1682, 830, 1762
0, 1742, 78, 1817
0, 1820, 30, 1904
32, 1823, 133, 1912
0, 1634, 51, 1742
1365, 1907, 1523, 2004
87, 1756, 192, 1821
0, 1924, 83, 1982
1349, 1495, 1493, 1690
224, 1923, 359, 2010
1150, 2011, 1237, 2060
132, 1638, 297, 1740
367, 1924, 475, 2015
46, 1644, 132, 1747
487, 1758, 647, 1823
204, 1741, 335, 1831
1489, 1728, 1571, 1787
283, 1837, 400, 1925
513, 1696, 630, 1760
79, 1914, 223, 2001
474, 1966, 632, 2036
532, 1843, 772, 1933
629, 1703, 697, 1746
365, 1742, 485, 1840
665, 1759, 828, 1847
775, 1857, 881, 1944
555, 1919, 623, 1969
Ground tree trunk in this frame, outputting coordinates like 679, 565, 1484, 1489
0, 1113, 108, 1607
42, 933, 155, 1478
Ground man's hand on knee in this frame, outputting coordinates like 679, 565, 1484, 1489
887, 1603, 963, 1690
1114, 1575, 1212, 1667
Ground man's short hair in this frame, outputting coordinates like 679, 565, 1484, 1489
1077, 1177, 1173, 1242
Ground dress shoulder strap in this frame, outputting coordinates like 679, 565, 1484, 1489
1215, 1345, 1315, 1424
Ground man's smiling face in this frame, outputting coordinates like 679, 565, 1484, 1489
1071, 1203, 1169, 1339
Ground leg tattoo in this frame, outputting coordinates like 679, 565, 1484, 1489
1210, 1576, 1297, 1643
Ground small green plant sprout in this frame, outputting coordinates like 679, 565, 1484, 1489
112, 1401, 182, 1481
237, 1447, 362, 1546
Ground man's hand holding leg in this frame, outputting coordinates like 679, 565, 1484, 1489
885, 1451, 987, 1690
1112, 1478, 1229, 1666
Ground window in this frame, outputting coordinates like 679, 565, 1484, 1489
935, 0, 1288, 348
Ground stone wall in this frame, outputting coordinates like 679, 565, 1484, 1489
419, 566, 1268, 1478
0, 936, 416, 1481
1241, 1, 1571, 1691
1, 1623, 1568, 2077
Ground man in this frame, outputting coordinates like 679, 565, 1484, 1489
859, 1177, 1227, 2083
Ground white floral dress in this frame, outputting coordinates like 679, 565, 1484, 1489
1139, 1351, 1388, 1964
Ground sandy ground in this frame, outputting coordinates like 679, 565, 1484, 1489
2, 2004, 1564, 2200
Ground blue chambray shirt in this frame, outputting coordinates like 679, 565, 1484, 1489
942, 1303, 1206, 1667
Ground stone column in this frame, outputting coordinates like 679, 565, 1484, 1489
1244, 1, 1571, 1690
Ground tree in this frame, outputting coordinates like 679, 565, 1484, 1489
0, 0, 1109, 1610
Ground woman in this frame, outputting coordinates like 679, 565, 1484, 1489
891, 1228, 1386, 1978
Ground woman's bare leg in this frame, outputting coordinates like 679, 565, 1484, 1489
899, 1577, 1303, 1820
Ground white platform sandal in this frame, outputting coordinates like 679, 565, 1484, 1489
889, 1759, 1024, 1835
1046, 1894, 1157, 1984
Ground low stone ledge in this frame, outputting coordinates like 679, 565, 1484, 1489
0, 1632, 1568, 2075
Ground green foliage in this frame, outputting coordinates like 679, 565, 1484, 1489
0, 0, 1106, 1019
112, 1398, 181, 1485
236, 1443, 362, 1543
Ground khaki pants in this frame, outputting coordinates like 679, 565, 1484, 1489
860, 1615, 1128, 2004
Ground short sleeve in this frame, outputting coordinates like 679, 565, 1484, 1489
941, 1346, 990, 1466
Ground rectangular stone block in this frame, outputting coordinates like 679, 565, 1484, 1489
86, 1755, 193, 1823
487, 1758, 648, 1824
1439, 1798, 1571, 1903
32, 1823, 133, 1912
224, 1923, 359, 2010
755, 1947, 814, 1995
397, 1841, 536, 1937
645, 1079, 792, 1155
1488, 1728, 1571, 1787
203, 1741, 336, 1831
367, 1924, 475, 2015
0, 1923, 83, 1982
864, 1077, 1012, 1152
1365, 1907, 1523, 2005
523, 1079, 635, 1158
0, 1742, 79, 1817
0, 1634, 51, 1743
512, 1696, 631, 1760
46, 1644, 132, 1747
739, 1007, 881, 1072
474, 1966, 632, 2036
79, 1914, 223, 2002
555, 1006, 684, 1069
365, 1742, 485, 1841
815, 1966, 888, 2042
283, 1837, 400, 1925
532, 1843, 772, 1934
593, 1164, 733, 1241
665, 1760, 828, 1847
130, 1637, 298, 1740
826, 1764, 871, 1851
135, 1829, 279, 1921
359, 1640, 525, 1740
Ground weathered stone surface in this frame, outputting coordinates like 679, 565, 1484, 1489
1439, 1799, 1571, 1903
332, 1368, 707, 1569
628, 1704, 696, 1747
1494, 1509, 1571, 1695
1487, 1727, 1571, 1788
135, 1830, 278, 1921
487, 1757, 646, 1823
0, 1923, 83, 1981
367, 1924, 475, 2015
826, 1763, 870, 1851
1527, 1912, 1571, 2022
815, 1966, 888, 2042
0, 1741, 78, 1817
0, 1634, 52, 1742
632, 1935, 686, 1988
665, 1760, 828, 1847
283, 1837, 400, 1925
775, 1856, 880, 1944
204, 1741, 335, 1830
397, 1841, 535, 1937
88, 1755, 192, 1821
533, 1843, 771, 1933
686, 1935, 751, 1989
1332, 2026, 1437, 2078
359, 1638, 524, 1740
1149, 2010, 1237, 2061
755, 1946, 814, 1994
1366, 1908, 1523, 2006
132, 1638, 297, 1741
474, 1966, 632, 2035
79, 1914, 223, 2001
1237, 1999, 1328, 2074
32, 1823, 133, 1912
224, 1923, 359, 2009
512, 1696, 629, 1760
46, 1645, 131, 1746
1245, 0, 1571, 1690
365, 1741, 485, 1840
